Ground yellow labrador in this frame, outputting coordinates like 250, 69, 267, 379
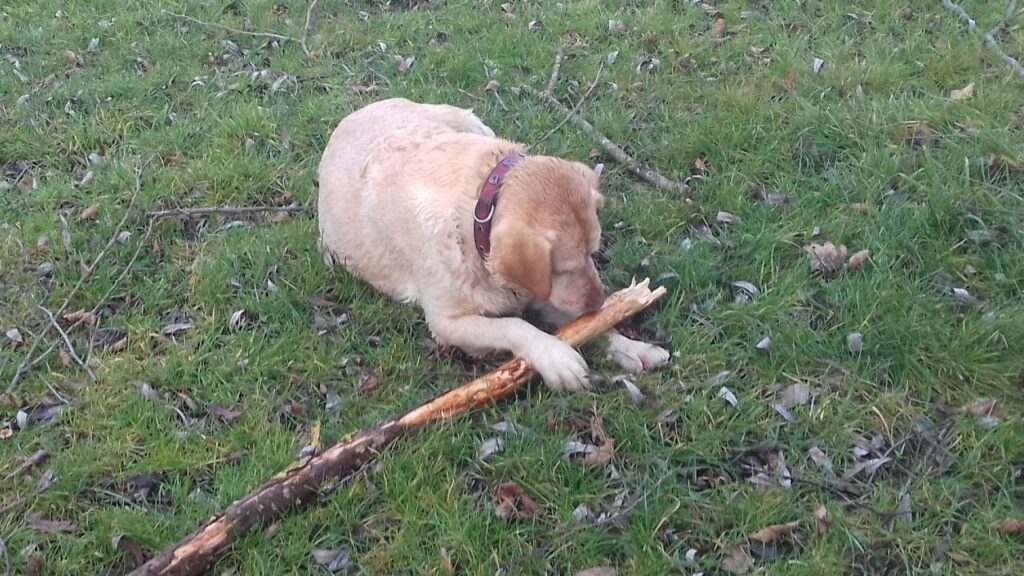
317, 98, 669, 391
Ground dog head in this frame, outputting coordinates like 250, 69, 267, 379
490, 157, 606, 316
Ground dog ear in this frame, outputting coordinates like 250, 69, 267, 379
493, 230, 553, 301
571, 161, 605, 213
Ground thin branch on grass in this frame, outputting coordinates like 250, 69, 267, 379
544, 45, 566, 97
532, 60, 606, 148
3, 449, 49, 481
988, 0, 1020, 38
301, 0, 320, 59
8, 162, 149, 391
940, 0, 1024, 81
162, 10, 295, 43
522, 85, 690, 195
38, 306, 96, 382
128, 279, 667, 576
0, 535, 10, 576
146, 205, 311, 220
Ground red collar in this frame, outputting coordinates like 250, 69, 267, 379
474, 152, 528, 257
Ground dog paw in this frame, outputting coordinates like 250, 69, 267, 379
607, 334, 671, 374
522, 337, 590, 392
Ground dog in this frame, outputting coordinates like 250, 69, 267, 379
317, 98, 669, 391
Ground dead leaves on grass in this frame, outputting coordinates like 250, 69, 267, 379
494, 481, 539, 520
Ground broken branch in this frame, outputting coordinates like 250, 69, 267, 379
301, 0, 320, 59
128, 279, 666, 576
544, 45, 566, 97
532, 60, 606, 148
522, 85, 689, 195
941, 0, 1024, 82
146, 205, 311, 220
162, 10, 295, 43
38, 306, 96, 382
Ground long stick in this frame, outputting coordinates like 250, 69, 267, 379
128, 279, 666, 576
146, 205, 311, 220
521, 85, 690, 195
940, 0, 1024, 81
162, 10, 294, 43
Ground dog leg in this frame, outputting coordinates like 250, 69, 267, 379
424, 306, 589, 392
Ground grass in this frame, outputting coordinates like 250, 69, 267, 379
2, 0, 1023, 574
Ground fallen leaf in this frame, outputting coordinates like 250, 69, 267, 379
607, 19, 626, 34
707, 370, 731, 387
162, 322, 193, 336
812, 57, 825, 74
478, 437, 505, 462
814, 505, 831, 533
712, 18, 728, 39
783, 68, 797, 90
26, 513, 78, 534
111, 533, 149, 568
897, 487, 913, 525
805, 241, 848, 278
490, 420, 533, 436
950, 82, 974, 101
613, 375, 644, 404
440, 547, 454, 574
136, 381, 158, 402
843, 456, 891, 479
576, 568, 617, 576
63, 309, 96, 325
356, 369, 380, 395
79, 203, 100, 220
995, 518, 1024, 535
808, 446, 835, 476
394, 54, 415, 72
6, 328, 23, 345
721, 545, 753, 573
483, 79, 500, 93
36, 236, 49, 252
778, 383, 811, 408
847, 249, 871, 270
563, 440, 599, 460
718, 386, 738, 407
952, 287, 983, 306
582, 438, 615, 467
756, 336, 772, 352
311, 546, 351, 573
749, 520, 800, 543
229, 309, 251, 330
901, 121, 937, 149
964, 398, 1007, 419
209, 404, 243, 423
851, 202, 870, 214
4, 449, 50, 480
494, 482, 539, 519
847, 332, 864, 354
0, 428, 13, 439
716, 211, 738, 225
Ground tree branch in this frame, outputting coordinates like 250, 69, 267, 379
941, 0, 1024, 81
163, 10, 294, 43
146, 205, 311, 220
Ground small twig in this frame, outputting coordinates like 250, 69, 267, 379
301, 0, 320, 59
522, 85, 690, 195
544, 45, 566, 97
4, 449, 50, 481
38, 306, 96, 382
532, 60, 606, 148
163, 10, 294, 43
941, 0, 1024, 81
147, 205, 312, 219
988, 0, 1020, 37
8, 162, 149, 391
0, 535, 10, 576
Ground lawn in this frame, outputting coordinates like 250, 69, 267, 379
2, 0, 1023, 574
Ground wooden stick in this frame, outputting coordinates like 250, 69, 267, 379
128, 279, 666, 576
162, 10, 294, 43
37, 306, 96, 382
522, 85, 690, 195
941, 0, 1024, 81
146, 205, 311, 220
300, 0, 320, 59
544, 45, 566, 97
532, 60, 606, 148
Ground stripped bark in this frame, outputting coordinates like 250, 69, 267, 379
129, 279, 666, 576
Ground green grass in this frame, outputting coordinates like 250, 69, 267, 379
2, 0, 1023, 574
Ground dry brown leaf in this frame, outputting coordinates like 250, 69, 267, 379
589, 412, 606, 444
784, 68, 798, 91
59, 347, 71, 366
0, 428, 13, 440
356, 369, 380, 396
271, 211, 290, 224
851, 202, 870, 214
964, 398, 1007, 419
79, 203, 100, 220
483, 79, 501, 93
582, 438, 615, 467
440, 547, 454, 574
814, 505, 831, 533
721, 545, 753, 573
950, 82, 974, 101
995, 518, 1024, 535
847, 249, 871, 270
748, 520, 800, 543
901, 121, 937, 149
63, 309, 96, 326
805, 242, 848, 278
394, 54, 415, 73
712, 18, 728, 39
494, 481, 539, 520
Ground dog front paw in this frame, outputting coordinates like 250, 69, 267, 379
607, 333, 671, 374
522, 337, 590, 392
